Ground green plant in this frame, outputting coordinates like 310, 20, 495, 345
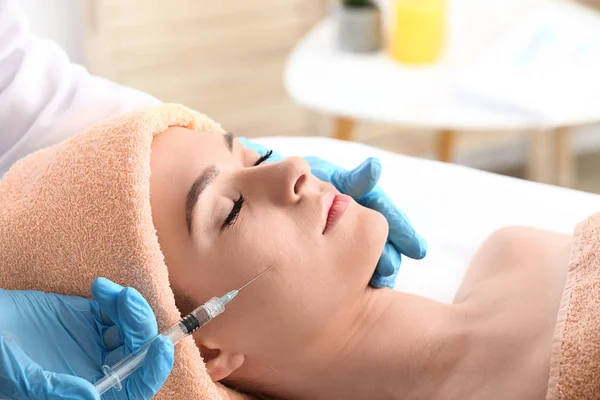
343, 0, 374, 7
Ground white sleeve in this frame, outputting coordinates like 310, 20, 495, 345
0, 0, 161, 176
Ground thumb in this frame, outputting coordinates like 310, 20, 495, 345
0, 336, 99, 400
331, 158, 381, 199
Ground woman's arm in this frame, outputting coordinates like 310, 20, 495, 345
0, 0, 160, 176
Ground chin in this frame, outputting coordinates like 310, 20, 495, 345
365, 208, 389, 261
346, 206, 389, 283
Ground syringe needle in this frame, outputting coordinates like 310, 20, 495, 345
238, 267, 272, 292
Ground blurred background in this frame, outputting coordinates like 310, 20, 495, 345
19, 0, 600, 192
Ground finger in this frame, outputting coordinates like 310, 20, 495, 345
103, 344, 127, 367
370, 271, 397, 289
91, 277, 124, 325
360, 190, 427, 259
117, 287, 158, 351
103, 325, 123, 351
36, 372, 100, 400
375, 242, 401, 277
0, 337, 99, 400
0, 336, 39, 399
92, 278, 158, 352
331, 158, 381, 199
124, 336, 174, 399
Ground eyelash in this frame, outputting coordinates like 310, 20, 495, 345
223, 194, 245, 229
222, 149, 273, 231
254, 149, 273, 166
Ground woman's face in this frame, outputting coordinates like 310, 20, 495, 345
149, 127, 388, 382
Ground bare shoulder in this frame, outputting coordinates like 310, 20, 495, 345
454, 226, 572, 304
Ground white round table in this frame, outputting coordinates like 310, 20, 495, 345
284, 0, 600, 186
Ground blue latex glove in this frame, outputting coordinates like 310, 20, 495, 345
0, 278, 174, 400
238, 138, 427, 289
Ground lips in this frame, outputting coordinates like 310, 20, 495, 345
322, 193, 351, 234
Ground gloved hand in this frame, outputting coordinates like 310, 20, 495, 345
238, 138, 427, 289
0, 278, 174, 400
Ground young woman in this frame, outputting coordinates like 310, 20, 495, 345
150, 126, 572, 400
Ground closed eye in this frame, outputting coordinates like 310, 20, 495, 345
220, 149, 272, 234
222, 194, 245, 232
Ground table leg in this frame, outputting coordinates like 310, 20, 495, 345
527, 127, 575, 187
437, 129, 456, 162
333, 117, 356, 141
527, 130, 555, 184
555, 127, 576, 188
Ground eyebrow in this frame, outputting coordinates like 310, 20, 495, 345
185, 133, 235, 235
224, 132, 233, 152
186, 166, 219, 235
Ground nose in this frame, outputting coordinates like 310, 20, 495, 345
275, 157, 310, 204
248, 156, 311, 205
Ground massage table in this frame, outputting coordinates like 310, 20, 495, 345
256, 136, 600, 303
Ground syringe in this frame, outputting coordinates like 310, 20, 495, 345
94, 267, 272, 395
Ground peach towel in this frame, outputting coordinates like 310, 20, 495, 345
0, 104, 248, 400
547, 212, 600, 399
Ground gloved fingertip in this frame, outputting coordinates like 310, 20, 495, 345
333, 158, 381, 198
388, 223, 429, 260
369, 274, 386, 289
366, 157, 382, 178
120, 287, 154, 326
369, 273, 396, 289
406, 233, 428, 260
353, 158, 381, 195
90, 277, 106, 296
91, 277, 123, 300
375, 259, 394, 278
418, 237, 428, 259
375, 244, 400, 277
121, 286, 144, 308
359, 157, 381, 183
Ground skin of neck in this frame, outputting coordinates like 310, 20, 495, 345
247, 288, 465, 400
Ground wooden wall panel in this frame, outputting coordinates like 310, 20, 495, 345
85, 0, 325, 138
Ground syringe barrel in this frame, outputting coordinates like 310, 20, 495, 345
197, 297, 226, 320
95, 323, 186, 395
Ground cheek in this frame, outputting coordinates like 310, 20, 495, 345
196, 206, 388, 360
330, 205, 388, 281
200, 217, 335, 346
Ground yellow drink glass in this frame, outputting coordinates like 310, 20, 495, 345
389, 0, 446, 64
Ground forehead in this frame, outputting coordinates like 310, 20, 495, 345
152, 128, 229, 163
152, 127, 234, 169
150, 127, 235, 196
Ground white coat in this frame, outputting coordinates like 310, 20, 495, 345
0, 0, 160, 176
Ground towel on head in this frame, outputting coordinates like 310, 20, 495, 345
0, 104, 250, 400
546, 212, 600, 399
